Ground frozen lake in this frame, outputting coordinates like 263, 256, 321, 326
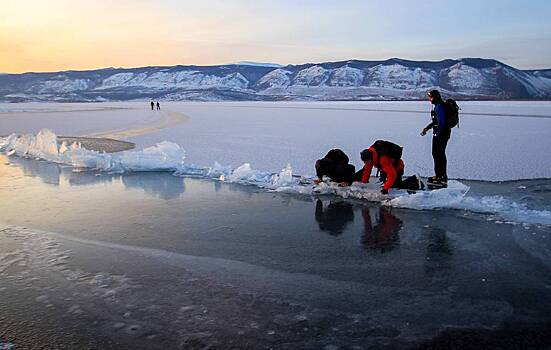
1, 102, 551, 348
1, 101, 551, 181
0, 155, 550, 349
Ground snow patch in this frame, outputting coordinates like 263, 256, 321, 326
365, 64, 437, 90
34, 78, 91, 93
294, 66, 330, 86
446, 63, 485, 89
328, 66, 364, 87
256, 69, 293, 89
97, 71, 249, 90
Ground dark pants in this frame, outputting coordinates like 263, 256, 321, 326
432, 135, 449, 179
353, 168, 404, 188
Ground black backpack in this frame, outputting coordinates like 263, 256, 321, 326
371, 140, 403, 167
444, 99, 460, 128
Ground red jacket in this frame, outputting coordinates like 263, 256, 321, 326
360, 147, 404, 190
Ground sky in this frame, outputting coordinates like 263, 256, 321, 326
1, 0, 550, 73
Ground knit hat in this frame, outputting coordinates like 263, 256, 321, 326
360, 149, 372, 162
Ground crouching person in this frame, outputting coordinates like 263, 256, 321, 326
356, 140, 421, 194
315, 149, 355, 186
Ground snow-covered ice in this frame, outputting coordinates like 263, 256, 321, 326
2, 101, 551, 226
1, 101, 550, 182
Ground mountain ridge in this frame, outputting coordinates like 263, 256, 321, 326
1, 58, 550, 102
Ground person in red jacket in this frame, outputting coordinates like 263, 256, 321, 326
357, 147, 404, 194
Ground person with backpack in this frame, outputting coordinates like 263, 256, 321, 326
356, 140, 422, 194
421, 89, 458, 188
356, 140, 405, 194
314, 148, 356, 186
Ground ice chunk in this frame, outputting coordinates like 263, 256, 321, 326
271, 164, 295, 187
0, 129, 186, 173
387, 180, 470, 210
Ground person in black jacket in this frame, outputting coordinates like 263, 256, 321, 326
314, 149, 355, 186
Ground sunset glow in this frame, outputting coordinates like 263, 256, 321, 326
1, 0, 550, 73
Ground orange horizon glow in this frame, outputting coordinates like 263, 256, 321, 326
0, 0, 297, 73
1, 1, 550, 73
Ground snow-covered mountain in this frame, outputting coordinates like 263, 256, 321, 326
1, 58, 550, 102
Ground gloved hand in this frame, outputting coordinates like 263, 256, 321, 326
381, 188, 388, 195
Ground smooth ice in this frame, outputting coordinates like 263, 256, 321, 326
1, 101, 551, 181
0, 156, 550, 349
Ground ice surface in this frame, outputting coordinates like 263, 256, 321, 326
2, 101, 550, 182
4, 129, 551, 226
2, 101, 551, 226
0, 129, 186, 172
389, 183, 551, 225
120, 101, 551, 182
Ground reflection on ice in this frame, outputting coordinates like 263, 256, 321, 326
122, 173, 185, 200
314, 200, 354, 236
4, 156, 186, 200
9, 155, 62, 186
361, 207, 402, 253
423, 226, 454, 276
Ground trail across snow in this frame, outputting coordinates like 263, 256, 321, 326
86, 110, 190, 139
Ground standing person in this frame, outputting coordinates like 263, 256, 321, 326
156, 101, 161, 110
150, 100, 155, 110
421, 90, 450, 188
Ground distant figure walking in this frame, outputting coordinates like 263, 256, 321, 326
150, 101, 155, 110
156, 101, 161, 110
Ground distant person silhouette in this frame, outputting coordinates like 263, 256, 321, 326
315, 199, 354, 236
156, 101, 161, 110
361, 207, 402, 253
150, 101, 155, 110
